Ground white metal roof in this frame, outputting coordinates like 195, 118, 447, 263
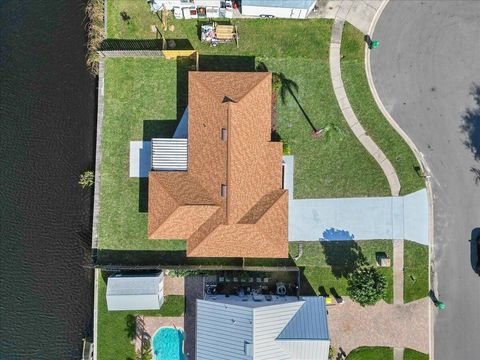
151, 138, 188, 171
106, 273, 164, 311
196, 296, 330, 360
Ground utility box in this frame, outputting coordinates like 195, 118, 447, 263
376, 252, 391, 267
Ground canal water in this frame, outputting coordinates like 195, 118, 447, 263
1, 1, 96, 358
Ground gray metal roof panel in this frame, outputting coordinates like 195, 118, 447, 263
276, 296, 329, 340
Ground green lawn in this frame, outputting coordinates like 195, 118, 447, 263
340, 23, 425, 195
346, 346, 393, 360
290, 240, 394, 303
404, 241, 429, 303
97, 272, 185, 360
404, 348, 429, 360
98, 57, 186, 254
106, 0, 331, 59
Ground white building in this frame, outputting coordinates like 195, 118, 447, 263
240, 0, 316, 19
196, 295, 330, 360
106, 272, 164, 311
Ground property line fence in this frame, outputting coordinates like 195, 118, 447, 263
87, 262, 300, 273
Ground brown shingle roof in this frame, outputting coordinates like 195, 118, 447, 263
148, 72, 288, 258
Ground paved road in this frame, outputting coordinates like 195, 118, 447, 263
370, 1, 480, 359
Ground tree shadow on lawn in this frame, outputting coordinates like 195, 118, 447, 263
256, 61, 320, 134
321, 240, 367, 279
460, 84, 480, 163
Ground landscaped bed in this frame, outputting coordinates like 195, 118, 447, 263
289, 240, 394, 304
96, 271, 185, 360
403, 241, 429, 303
340, 23, 425, 195
346, 346, 393, 360
404, 348, 429, 360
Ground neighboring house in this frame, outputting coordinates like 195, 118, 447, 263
148, 72, 288, 258
240, 0, 316, 19
196, 295, 330, 360
106, 272, 164, 311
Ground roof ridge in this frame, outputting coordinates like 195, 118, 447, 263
235, 72, 271, 103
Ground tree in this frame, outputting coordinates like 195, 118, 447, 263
347, 266, 386, 306
136, 338, 152, 360
79, 170, 95, 188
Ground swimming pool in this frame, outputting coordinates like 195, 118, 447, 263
152, 327, 185, 360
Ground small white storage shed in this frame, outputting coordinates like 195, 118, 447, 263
106, 272, 164, 311
241, 0, 316, 19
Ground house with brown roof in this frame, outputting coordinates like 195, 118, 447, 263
147, 72, 288, 258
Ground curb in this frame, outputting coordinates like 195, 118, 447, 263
365, 1, 435, 358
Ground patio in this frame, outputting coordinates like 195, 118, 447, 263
134, 275, 204, 359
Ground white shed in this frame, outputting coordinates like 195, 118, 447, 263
106, 272, 164, 311
240, 0, 316, 19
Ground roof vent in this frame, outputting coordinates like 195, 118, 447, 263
221, 184, 227, 198
221, 128, 227, 141
244, 341, 252, 355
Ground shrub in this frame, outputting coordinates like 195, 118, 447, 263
347, 266, 386, 306
79, 170, 95, 188
168, 269, 209, 277
283, 141, 292, 155
85, 0, 105, 75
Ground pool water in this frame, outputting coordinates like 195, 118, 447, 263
152, 327, 185, 360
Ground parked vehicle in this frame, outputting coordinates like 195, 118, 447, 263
476, 234, 480, 275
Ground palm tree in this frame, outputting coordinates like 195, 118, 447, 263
257, 62, 321, 136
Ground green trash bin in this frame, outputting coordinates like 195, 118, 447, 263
371, 40, 379, 49
436, 301, 446, 310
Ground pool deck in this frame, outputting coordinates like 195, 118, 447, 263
134, 275, 204, 359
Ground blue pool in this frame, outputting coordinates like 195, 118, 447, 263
152, 327, 185, 360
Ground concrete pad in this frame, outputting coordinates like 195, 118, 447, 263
283, 155, 294, 200
316, 1, 342, 19
345, 0, 377, 34
129, 141, 151, 178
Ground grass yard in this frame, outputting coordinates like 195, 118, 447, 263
340, 23, 425, 195
404, 241, 429, 303
106, 0, 331, 59
290, 240, 394, 303
98, 57, 186, 254
96, 272, 185, 360
404, 348, 429, 360
346, 346, 393, 360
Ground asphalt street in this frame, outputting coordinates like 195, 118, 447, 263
370, 1, 480, 359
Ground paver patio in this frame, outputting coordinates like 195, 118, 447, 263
328, 297, 429, 355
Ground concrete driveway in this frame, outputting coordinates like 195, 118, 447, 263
284, 156, 429, 245
370, 1, 480, 359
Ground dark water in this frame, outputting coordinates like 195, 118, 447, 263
1, 1, 95, 358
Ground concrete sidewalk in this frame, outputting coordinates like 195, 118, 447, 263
315, 0, 382, 34
284, 156, 429, 245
